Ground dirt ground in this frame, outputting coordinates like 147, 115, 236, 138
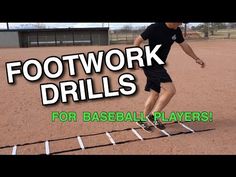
0, 39, 236, 155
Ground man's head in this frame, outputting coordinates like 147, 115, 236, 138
165, 22, 183, 30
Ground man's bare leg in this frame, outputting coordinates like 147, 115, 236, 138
145, 82, 176, 129
151, 82, 176, 115
136, 90, 159, 132
144, 90, 159, 117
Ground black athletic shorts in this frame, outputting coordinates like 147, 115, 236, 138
143, 67, 172, 93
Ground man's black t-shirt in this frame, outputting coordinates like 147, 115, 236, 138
141, 23, 184, 70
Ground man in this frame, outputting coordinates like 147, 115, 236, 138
134, 22, 205, 132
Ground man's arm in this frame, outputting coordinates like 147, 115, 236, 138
133, 35, 145, 69
134, 35, 145, 46
179, 41, 205, 68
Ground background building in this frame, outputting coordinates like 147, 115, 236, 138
0, 28, 109, 48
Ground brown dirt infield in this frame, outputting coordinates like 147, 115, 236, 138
0, 39, 236, 154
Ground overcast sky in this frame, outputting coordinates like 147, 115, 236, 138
0, 22, 200, 30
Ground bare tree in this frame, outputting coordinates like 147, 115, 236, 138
203, 23, 209, 38
209, 23, 226, 35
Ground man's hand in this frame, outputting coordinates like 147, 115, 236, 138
195, 58, 205, 68
179, 41, 205, 68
